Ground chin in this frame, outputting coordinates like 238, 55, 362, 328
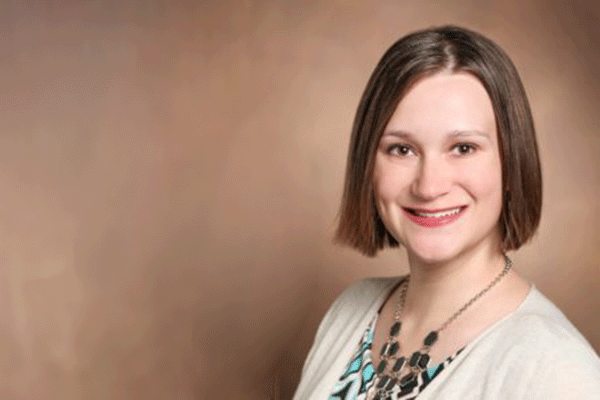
405, 238, 465, 265
411, 251, 458, 266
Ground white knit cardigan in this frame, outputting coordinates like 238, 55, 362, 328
293, 277, 600, 400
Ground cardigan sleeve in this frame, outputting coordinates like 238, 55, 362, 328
531, 340, 600, 399
298, 284, 347, 377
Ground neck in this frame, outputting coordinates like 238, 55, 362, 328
402, 240, 507, 329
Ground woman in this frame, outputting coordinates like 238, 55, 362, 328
293, 25, 600, 400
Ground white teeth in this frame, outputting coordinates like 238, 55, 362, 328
413, 207, 463, 218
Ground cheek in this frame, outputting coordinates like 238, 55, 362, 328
373, 162, 409, 204
374, 176, 396, 203
461, 158, 503, 208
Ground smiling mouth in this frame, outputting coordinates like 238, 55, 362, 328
404, 206, 467, 218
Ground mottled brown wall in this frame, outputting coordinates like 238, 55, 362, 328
0, 1, 598, 399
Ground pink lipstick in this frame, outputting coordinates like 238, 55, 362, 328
403, 206, 467, 228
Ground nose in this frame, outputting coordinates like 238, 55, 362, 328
410, 155, 451, 201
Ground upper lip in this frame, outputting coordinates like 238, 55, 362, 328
404, 205, 467, 213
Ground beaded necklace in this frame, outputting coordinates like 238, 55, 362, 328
371, 255, 513, 399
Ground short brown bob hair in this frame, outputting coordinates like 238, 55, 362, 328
335, 25, 542, 257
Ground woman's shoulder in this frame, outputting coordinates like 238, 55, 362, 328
311, 276, 405, 342
506, 286, 597, 355
481, 286, 599, 385
446, 286, 600, 398
503, 286, 600, 396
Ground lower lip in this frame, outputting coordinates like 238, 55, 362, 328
403, 206, 467, 228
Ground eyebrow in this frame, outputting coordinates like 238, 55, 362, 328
382, 129, 492, 141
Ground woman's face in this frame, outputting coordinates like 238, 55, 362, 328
373, 71, 503, 264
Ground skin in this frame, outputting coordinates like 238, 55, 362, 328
370, 71, 531, 365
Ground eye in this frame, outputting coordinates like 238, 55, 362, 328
386, 144, 414, 156
452, 143, 477, 155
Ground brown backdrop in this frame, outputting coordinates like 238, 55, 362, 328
1, 1, 599, 399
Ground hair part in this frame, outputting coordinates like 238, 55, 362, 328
334, 25, 542, 257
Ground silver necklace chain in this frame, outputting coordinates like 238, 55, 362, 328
395, 254, 513, 332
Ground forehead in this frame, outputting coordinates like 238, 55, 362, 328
385, 72, 496, 140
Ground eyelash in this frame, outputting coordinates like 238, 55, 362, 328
385, 143, 477, 156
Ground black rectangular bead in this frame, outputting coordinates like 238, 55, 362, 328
377, 375, 389, 388
408, 351, 421, 367
424, 331, 438, 346
400, 372, 416, 387
385, 377, 398, 391
392, 356, 406, 372
379, 343, 388, 356
390, 321, 401, 337
387, 341, 399, 356
377, 360, 387, 374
